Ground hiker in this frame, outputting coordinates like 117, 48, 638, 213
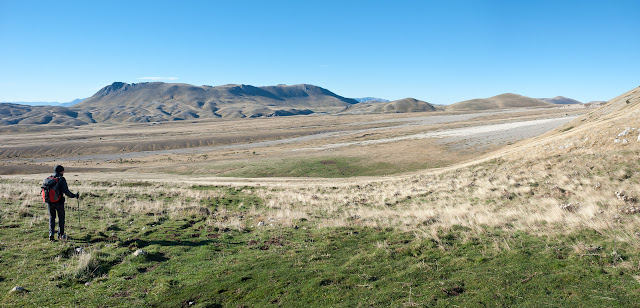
43, 165, 79, 241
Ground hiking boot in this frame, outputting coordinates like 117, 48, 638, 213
49, 234, 55, 241
59, 234, 67, 241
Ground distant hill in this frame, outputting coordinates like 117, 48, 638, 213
447, 93, 554, 111
0, 103, 95, 126
374, 98, 436, 113
539, 96, 582, 105
341, 97, 435, 114
353, 97, 389, 103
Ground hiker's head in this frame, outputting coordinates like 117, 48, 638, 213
54, 165, 64, 174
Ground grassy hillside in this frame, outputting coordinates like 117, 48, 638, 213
502, 86, 640, 159
374, 98, 436, 113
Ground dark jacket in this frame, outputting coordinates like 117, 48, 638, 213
51, 173, 77, 204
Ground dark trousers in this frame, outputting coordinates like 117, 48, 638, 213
47, 203, 65, 235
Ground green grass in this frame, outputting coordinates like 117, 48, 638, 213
193, 185, 264, 212
560, 126, 574, 132
2, 192, 640, 307
197, 157, 445, 178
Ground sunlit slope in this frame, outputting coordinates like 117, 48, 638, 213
509, 86, 640, 158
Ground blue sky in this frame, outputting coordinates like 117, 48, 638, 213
1, 0, 639, 104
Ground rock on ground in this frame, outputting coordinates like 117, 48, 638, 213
10, 286, 26, 293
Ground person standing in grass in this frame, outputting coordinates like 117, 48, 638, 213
45, 165, 79, 241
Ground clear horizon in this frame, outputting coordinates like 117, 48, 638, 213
1, 0, 639, 104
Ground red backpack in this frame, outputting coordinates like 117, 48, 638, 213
42, 176, 61, 203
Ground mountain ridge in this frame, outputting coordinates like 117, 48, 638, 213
1, 82, 594, 126
72, 82, 360, 122
1, 82, 361, 126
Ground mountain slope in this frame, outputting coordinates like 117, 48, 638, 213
539, 96, 582, 105
447, 93, 554, 111
72, 82, 357, 122
60, 98, 86, 107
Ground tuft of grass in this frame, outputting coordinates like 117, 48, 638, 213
118, 182, 155, 187
61, 249, 100, 282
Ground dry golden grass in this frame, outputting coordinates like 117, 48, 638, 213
250, 153, 637, 238
5, 146, 638, 246
64, 249, 99, 280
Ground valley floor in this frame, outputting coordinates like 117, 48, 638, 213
0, 107, 587, 177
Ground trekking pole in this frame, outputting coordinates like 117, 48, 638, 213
77, 196, 80, 231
